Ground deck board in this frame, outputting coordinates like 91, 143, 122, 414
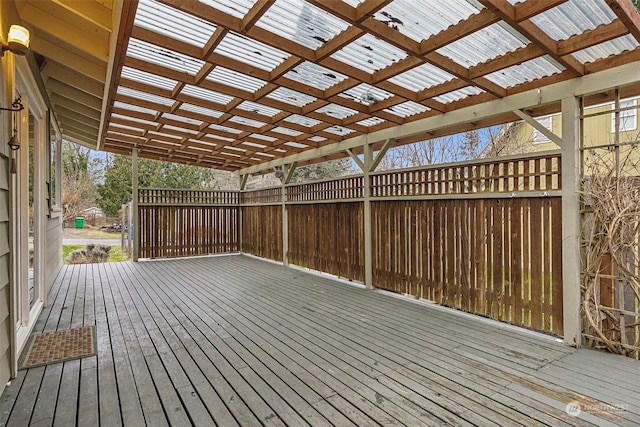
1, 254, 639, 426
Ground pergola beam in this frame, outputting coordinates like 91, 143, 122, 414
237, 61, 640, 176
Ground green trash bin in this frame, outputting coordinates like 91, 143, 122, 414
75, 217, 85, 228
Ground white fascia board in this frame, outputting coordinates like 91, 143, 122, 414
237, 61, 640, 176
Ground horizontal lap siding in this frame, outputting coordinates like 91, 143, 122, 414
241, 205, 282, 262
139, 206, 238, 259
288, 203, 364, 282
372, 198, 563, 336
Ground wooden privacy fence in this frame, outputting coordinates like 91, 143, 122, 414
138, 188, 239, 259
137, 152, 564, 336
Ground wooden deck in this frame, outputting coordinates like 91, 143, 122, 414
1, 255, 639, 426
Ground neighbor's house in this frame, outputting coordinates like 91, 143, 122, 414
506, 97, 639, 163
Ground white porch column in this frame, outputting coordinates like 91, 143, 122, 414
132, 148, 139, 262
363, 142, 373, 289
281, 166, 288, 266
561, 96, 582, 347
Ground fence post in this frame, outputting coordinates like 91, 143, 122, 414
561, 96, 581, 347
364, 142, 373, 289
132, 148, 139, 262
281, 166, 289, 266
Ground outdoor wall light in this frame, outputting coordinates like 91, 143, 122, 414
1, 25, 30, 57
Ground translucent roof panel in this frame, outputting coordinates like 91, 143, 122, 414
357, 117, 386, 127
530, 0, 616, 41
111, 113, 157, 127
236, 101, 281, 117
339, 84, 393, 105
572, 35, 639, 64
113, 101, 158, 116
436, 23, 529, 67
249, 133, 278, 142
271, 126, 303, 137
308, 136, 326, 142
373, 0, 482, 42
315, 104, 359, 119
208, 124, 244, 134
323, 126, 355, 136
255, 0, 350, 50
389, 63, 455, 91
162, 124, 198, 135
283, 114, 323, 127
484, 56, 565, 89
228, 116, 266, 128
435, 86, 484, 104
178, 103, 225, 118
180, 85, 235, 105
285, 62, 347, 90
199, 0, 254, 19
161, 113, 202, 126
266, 87, 316, 107
331, 33, 408, 73
127, 39, 205, 76
215, 32, 289, 72
284, 141, 308, 148
117, 87, 174, 106
241, 141, 267, 149
121, 66, 177, 91
383, 101, 429, 118
136, 0, 217, 48
206, 67, 267, 93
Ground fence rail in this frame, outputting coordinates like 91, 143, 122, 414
139, 188, 239, 205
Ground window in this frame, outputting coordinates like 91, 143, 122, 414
532, 115, 552, 144
611, 99, 637, 133
48, 112, 62, 216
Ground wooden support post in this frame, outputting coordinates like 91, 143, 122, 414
281, 164, 289, 266
561, 96, 581, 347
363, 142, 373, 289
239, 174, 248, 190
132, 148, 139, 262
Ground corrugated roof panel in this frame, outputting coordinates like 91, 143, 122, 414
127, 38, 205, 75
388, 62, 455, 91
208, 124, 244, 134
572, 35, 639, 64
373, 0, 483, 42
117, 87, 174, 106
285, 62, 347, 90
315, 103, 359, 119
113, 101, 158, 116
437, 22, 528, 67
271, 126, 304, 136
136, 0, 217, 48
206, 67, 267, 93
179, 103, 225, 118
110, 123, 145, 133
435, 86, 484, 103
228, 116, 266, 128
162, 124, 198, 134
162, 113, 203, 126
255, 0, 350, 50
266, 87, 316, 106
199, 0, 255, 19
180, 85, 235, 105
530, 0, 616, 41
339, 84, 392, 105
236, 101, 281, 117
249, 133, 278, 142
357, 117, 386, 127
308, 136, 326, 142
323, 126, 355, 136
241, 141, 267, 148
284, 141, 308, 148
484, 55, 565, 88
331, 33, 408, 73
111, 113, 157, 126
121, 66, 177, 91
383, 101, 429, 117
215, 32, 290, 72
283, 114, 323, 127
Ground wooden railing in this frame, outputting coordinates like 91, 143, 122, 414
287, 176, 364, 202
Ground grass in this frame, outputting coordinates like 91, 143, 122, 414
62, 244, 127, 264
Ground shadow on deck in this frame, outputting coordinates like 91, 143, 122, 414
1, 255, 638, 426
